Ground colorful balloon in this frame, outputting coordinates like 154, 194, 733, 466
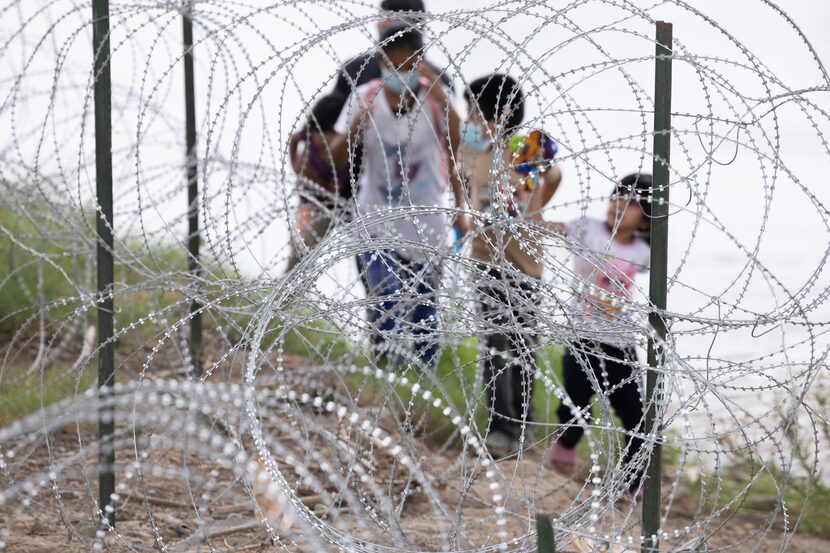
509, 130, 558, 190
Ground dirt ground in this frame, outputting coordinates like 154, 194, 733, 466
2, 413, 828, 552
1, 344, 827, 552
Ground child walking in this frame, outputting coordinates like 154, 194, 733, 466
285, 93, 352, 271
460, 74, 562, 457
547, 173, 652, 499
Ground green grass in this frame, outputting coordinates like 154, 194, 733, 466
797, 484, 830, 537
0, 202, 237, 342
0, 205, 84, 334
0, 362, 97, 425
682, 462, 830, 538
343, 341, 571, 444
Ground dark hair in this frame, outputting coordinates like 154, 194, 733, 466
378, 23, 424, 54
613, 172, 653, 241
306, 93, 346, 134
464, 74, 525, 132
380, 0, 425, 12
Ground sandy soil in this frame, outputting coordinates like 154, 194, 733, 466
0, 345, 826, 552
1, 413, 827, 553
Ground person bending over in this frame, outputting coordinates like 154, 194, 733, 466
460, 73, 562, 457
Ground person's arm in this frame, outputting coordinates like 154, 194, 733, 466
288, 131, 303, 174
329, 114, 366, 167
418, 64, 470, 236
538, 165, 563, 206
446, 96, 470, 236
526, 164, 562, 221
447, 109, 471, 236
328, 89, 369, 168
449, 167, 470, 237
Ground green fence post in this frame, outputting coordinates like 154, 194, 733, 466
536, 513, 556, 552
642, 20, 673, 553
182, 1, 202, 376
92, 0, 115, 528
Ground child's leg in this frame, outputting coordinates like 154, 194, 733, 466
478, 268, 518, 438
286, 203, 323, 271
600, 344, 645, 490
355, 253, 373, 331
357, 250, 406, 355
507, 278, 540, 441
556, 341, 598, 449
507, 332, 536, 441
484, 332, 519, 437
303, 208, 333, 248
409, 262, 441, 368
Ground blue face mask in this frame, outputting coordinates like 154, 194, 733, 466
462, 124, 491, 152
381, 67, 420, 94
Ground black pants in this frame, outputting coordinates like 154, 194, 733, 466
556, 340, 644, 487
478, 266, 539, 439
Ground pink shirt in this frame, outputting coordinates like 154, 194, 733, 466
565, 218, 650, 345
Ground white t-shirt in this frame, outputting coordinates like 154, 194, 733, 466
564, 218, 650, 345
336, 82, 450, 260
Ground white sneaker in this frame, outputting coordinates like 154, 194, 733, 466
485, 431, 517, 459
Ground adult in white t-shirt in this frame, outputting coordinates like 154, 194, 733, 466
330, 23, 468, 367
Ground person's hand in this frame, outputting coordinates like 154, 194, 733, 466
453, 213, 472, 238
542, 221, 566, 235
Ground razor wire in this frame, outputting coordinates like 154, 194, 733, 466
1, 0, 829, 551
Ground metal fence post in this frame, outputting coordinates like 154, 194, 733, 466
536, 513, 556, 552
92, 0, 115, 528
642, 20, 673, 553
182, 1, 202, 375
